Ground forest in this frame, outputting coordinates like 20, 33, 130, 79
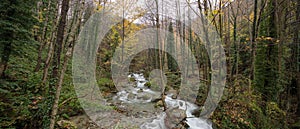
0, 0, 300, 128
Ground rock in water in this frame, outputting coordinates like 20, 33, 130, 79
137, 88, 143, 93
127, 93, 136, 100
165, 107, 187, 129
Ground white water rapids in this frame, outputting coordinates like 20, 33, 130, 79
113, 73, 213, 129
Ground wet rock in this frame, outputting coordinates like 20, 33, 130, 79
127, 93, 136, 100
129, 77, 136, 82
191, 108, 201, 117
153, 94, 162, 99
151, 97, 162, 103
172, 94, 177, 99
144, 81, 151, 88
165, 108, 187, 129
137, 94, 151, 101
167, 89, 178, 99
137, 88, 143, 93
149, 81, 162, 91
154, 100, 164, 108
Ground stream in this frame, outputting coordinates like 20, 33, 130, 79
70, 73, 213, 129
112, 73, 213, 129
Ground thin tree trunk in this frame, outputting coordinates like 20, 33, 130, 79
49, 1, 83, 126
219, 0, 222, 39
42, 1, 59, 85
35, 0, 52, 72
198, 0, 211, 87
121, 0, 125, 62
42, 37, 54, 84
155, 0, 160, 69
250, 0, 258, 81
294, 0, 300, 116
50, 0, 69, 90
49, 45, 73, 129
0, 40, 12, 79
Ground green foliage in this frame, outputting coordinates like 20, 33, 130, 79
0, 0, 38, 71
254, 38, 281, 101
165, 72, 181, 90
0, 77, 45, 128
0, 0, 41, 127
266, 102, 287, 128
213, 75, 288, 129
144, 81, 151, 87
0, 0, 297, 128
57, 120, 77, 129
253, 0, 286, 102
59, 73, 83, 117
97, 78, 115, 92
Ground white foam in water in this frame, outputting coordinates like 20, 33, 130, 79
141, 113, 167, 129
164, 96, 213, 129
186, 118, 212, 129
114, 73, 213, 129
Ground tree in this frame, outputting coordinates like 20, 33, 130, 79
0, 0, 38, 79
49, 0, 84, 129
50, 0, 70, 91
254, 0, 283, 102
293, 0, 300, 116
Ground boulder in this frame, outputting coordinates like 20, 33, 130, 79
165, 107, 187, 128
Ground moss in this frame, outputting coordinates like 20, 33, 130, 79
154, 100, 164, 108
97, 78, 115, 92
149, 82, 161, 91
144, 82, 151, 88
57, 120, 77, 129
129, 77, 135, 82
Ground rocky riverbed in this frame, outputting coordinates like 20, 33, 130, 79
69, 73, 213, 129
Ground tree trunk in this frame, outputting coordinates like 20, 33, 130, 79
49, 1, 83, 127
0, 40, 12, 79
49, 45, 73, 129
295, 0, 300, 116
42, 1, 59, 85
250, 0, 258, 81
50, 0, 69, 90
155, 0, 160, 69
0, 1, 15, 79
35, 0, 52, 72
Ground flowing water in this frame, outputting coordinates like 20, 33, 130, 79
113, 73, 213, 129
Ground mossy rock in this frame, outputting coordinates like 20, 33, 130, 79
144, 82, 151, 88
154, 100, 164, 108
147, 78, 162, 91
137, 88, 143, 93
137, 94, 151, 100
129, 77, 135, 82
57, 120, 77, 129
164, 86, 170, 92
149, 83, 161, 91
